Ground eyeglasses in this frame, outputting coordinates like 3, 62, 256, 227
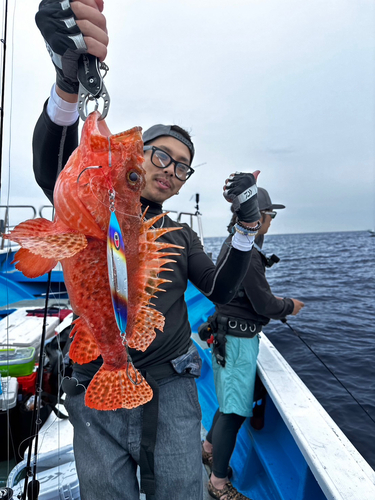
262, 211, 277, 219
143, 146, 195, 181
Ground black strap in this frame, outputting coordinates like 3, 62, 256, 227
139, 372, 160, 496
216, 314, 261, 338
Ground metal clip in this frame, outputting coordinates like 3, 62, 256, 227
77, 53, 110, 121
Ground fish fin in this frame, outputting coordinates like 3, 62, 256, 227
127, 306, 165, 352
11, 248, 58, 278
85, 364, 153, 410
4, 218, 87, 260
126, 216, 184, 351
69, 317, 101, 364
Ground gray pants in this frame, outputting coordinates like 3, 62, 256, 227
64, 375, 203, 500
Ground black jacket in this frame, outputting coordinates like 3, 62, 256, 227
216, 235, 294, 326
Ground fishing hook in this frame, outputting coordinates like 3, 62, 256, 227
125, 344, 144, 386
76, 165, 102, 184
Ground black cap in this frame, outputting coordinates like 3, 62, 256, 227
258, 187, 285, 211
143, 124, 195, 163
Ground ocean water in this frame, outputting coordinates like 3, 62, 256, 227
205, 231, 375, 470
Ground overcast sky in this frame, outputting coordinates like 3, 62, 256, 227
1, 0, 374, 237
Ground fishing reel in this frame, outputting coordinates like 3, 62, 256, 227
0, 487, 13, 499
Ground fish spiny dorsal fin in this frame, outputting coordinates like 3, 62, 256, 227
141, 212, 165, 230
126, 215, 184, 353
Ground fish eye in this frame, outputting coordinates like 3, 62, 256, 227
128, 171, 138, 183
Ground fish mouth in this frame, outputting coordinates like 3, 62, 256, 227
155, 177, 172, 190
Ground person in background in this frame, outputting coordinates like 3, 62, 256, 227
201, 187, 304, 500
32, 1, 262, 499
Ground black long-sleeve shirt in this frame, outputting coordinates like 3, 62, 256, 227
32, 102, 253, 378
216, 235, 294, 326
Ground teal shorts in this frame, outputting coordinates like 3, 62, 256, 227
212, 335, 259, 417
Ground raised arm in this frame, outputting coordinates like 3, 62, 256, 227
189, 171, 261, 303
33, 0, 109, 202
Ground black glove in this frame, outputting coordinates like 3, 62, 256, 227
35, 0, 87, 94
224, 172, 261, 223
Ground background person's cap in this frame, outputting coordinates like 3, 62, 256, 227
143, 124, 195, 162
258, 187, 285, 211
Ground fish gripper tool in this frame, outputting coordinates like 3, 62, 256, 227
77, 53, 110, 121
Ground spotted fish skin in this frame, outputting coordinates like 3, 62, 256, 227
3, 111, 182, 410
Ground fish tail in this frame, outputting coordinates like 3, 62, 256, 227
85, 364, 153, 410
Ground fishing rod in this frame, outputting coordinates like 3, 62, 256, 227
281, 318, 375, 427
20, 271, 53, 500
0, 0, 9, 195
1, 3, 15, 498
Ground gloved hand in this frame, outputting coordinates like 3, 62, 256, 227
223, 171, 261, 224
35, 0, 89, 94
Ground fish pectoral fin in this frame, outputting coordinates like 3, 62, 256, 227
11, 248, 58, 278
4, 218, 87, 261
127, 307, 165, 352
85, 365, 153, 410
69, 317, 101, 364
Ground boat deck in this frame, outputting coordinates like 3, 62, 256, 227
3, 307, 375, 499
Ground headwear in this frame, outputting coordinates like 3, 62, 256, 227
258, 187, 285, 211
142, 124, 195, 163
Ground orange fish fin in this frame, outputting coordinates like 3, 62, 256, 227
11, 248, 58, 278
128, 306, 165, 352
126, 216, 185, 352
4, 218, 87, 260
69, 317, 101, 364
85, 364, 153, 410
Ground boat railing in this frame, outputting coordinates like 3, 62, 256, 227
39, 205, 54, 220
1, 199, 208, 254
174, 194, 207, 252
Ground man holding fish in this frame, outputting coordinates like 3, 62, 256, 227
29, 1, 262, 499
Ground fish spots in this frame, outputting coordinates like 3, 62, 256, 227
85, 366, 153, 410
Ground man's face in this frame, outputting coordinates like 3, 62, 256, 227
258, 211, 273, 236
141, 136, 191, 204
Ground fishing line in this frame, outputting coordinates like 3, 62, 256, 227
1, 0, 19, 485
0, 0, 9, 191
2, 0, 15, 209
281, 319, 375, 427
21, 271, 53, 500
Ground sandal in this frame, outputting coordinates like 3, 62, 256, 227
202, 442, 233, 478
208, 479, 252, 500
202, 443, 213, 467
